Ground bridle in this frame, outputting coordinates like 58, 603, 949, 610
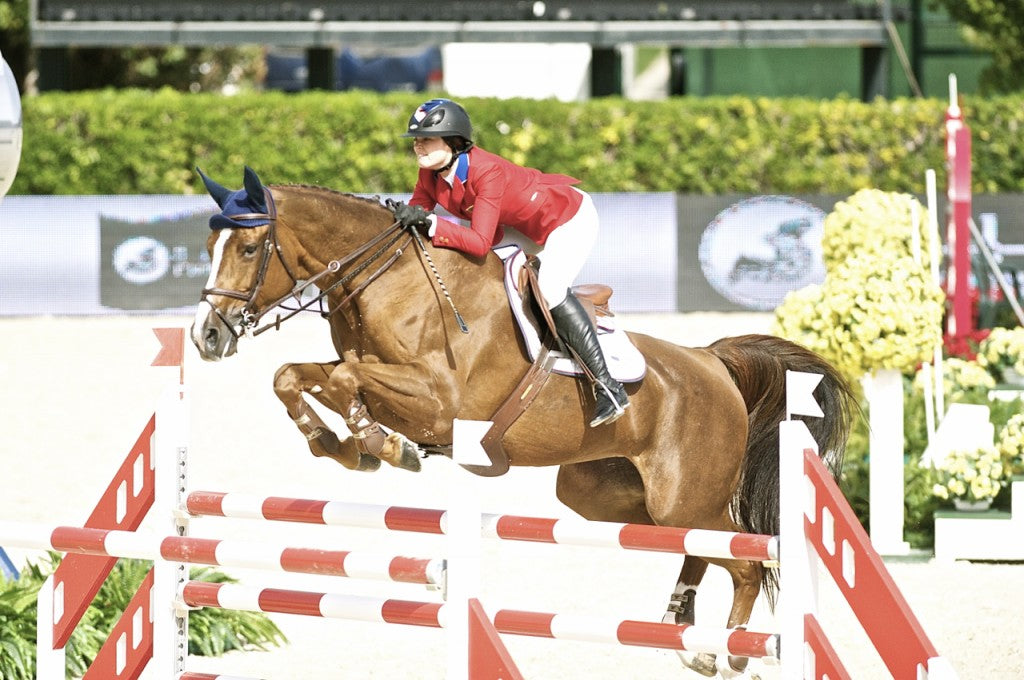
200, 187, 414, 339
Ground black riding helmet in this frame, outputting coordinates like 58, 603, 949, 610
402, 98, 473, 152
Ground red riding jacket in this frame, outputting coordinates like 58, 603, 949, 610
409, 146, 583, 258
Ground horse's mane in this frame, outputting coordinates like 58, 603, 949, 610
269, 183, 387, 210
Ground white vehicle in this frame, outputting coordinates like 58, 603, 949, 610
1, 48, 23, 198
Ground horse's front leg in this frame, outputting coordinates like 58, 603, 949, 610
272, 361, 382, 472
325, 350, 459, 470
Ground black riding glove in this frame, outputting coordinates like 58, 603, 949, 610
387, 199, 432, 234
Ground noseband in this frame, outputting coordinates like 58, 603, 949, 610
200, 187, 412, 339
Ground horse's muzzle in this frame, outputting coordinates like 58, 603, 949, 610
191, 302, 240, 361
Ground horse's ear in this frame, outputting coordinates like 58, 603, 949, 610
196, 167, 233, 208
243, 166, 267, 212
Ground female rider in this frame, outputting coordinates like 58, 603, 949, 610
388, 98, 629, 427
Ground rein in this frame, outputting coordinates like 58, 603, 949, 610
201, 187, 466, 338
200, 187, 412, 338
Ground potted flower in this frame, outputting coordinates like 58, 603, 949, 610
977, 326, 1024, 386
997, 413, 1024, 477
912, 356, 995, 403
931, 444, 1007, 511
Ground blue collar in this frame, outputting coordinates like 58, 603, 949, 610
452, 152, 470, 183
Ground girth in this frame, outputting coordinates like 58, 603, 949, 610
459, 260, 557, 477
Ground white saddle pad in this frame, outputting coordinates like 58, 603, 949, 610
497, 246, 646, 383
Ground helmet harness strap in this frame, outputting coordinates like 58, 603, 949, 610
435, 140, 474, 175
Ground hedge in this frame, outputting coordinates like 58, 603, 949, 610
10, 89, 1024, 196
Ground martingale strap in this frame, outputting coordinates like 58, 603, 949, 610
460, 343, 555, 477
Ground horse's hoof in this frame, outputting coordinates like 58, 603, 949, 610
398, 438, 422, 472
678, 651, 718, 677
726, 654, 749, 674
356, 454, 382, 472
716, 653, 754, 679
381, 432, 422, 472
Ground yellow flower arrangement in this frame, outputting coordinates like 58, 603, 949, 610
772, 189, 945, 382
996, 413, 1024, 476
820, 188, 939, 268
977, 327, 1024, 384
912, 357, 996, 402
931, 445, 1007, 504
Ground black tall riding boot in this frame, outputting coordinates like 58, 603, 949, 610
549, 293, 630, 427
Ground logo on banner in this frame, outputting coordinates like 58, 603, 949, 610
101, 211, 213, 310
112, 236, 170, 284
698, 196, 826, 311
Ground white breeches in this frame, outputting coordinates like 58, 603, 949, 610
496, 188, 599, 309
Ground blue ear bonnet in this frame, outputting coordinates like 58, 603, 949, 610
209, 188, 270, 230
197, 166, 270, 231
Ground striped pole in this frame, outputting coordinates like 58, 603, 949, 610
186, 491, 778, 562
181, 582, 778, 659
0, 522, 442, 585
182, 581, 445, 627
483, 514, 777, 562
493, 609, 778, 660
186, 491, 446, 534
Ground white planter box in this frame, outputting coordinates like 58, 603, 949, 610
934, 478, 1024, 562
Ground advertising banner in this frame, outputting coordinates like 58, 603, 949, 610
0, 192, 677, 315
100, 211, 212, 310
3, 192, 1023, 316
677, 192, 1024, 313
0, 195, 213, 315
677, 194, 844, 312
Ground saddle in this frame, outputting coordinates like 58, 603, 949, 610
459, 246, 646, 477
501, 246, 646, 382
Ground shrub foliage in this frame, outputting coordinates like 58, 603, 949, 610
0, 554, 285, 679
11, 91, 1024, 196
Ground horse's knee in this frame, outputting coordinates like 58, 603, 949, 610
325, 363, 358, 395
273, 363, 301, 398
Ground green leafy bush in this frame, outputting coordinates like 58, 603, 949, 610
0, 554, 285, 679
11, 90, 1024, 196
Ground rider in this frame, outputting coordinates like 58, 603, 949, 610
389, 98, 629, 427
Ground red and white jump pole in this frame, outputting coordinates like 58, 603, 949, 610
184, 490, 779, 562
0, 522, 444, 585
178, 580, 778, 659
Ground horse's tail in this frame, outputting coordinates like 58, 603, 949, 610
706, 334, 859, 604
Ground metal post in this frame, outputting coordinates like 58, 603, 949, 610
860, 46, 887, 101
945, 74, 974, 340
590, 46, 622, 97
152, 381, 191, 676
307, 47, 337, 90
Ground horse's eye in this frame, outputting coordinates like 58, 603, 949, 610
243, 243, 259, 256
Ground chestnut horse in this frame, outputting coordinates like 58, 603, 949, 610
191, 168, 856, 677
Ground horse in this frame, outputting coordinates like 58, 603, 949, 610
190, 167, 857, 677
